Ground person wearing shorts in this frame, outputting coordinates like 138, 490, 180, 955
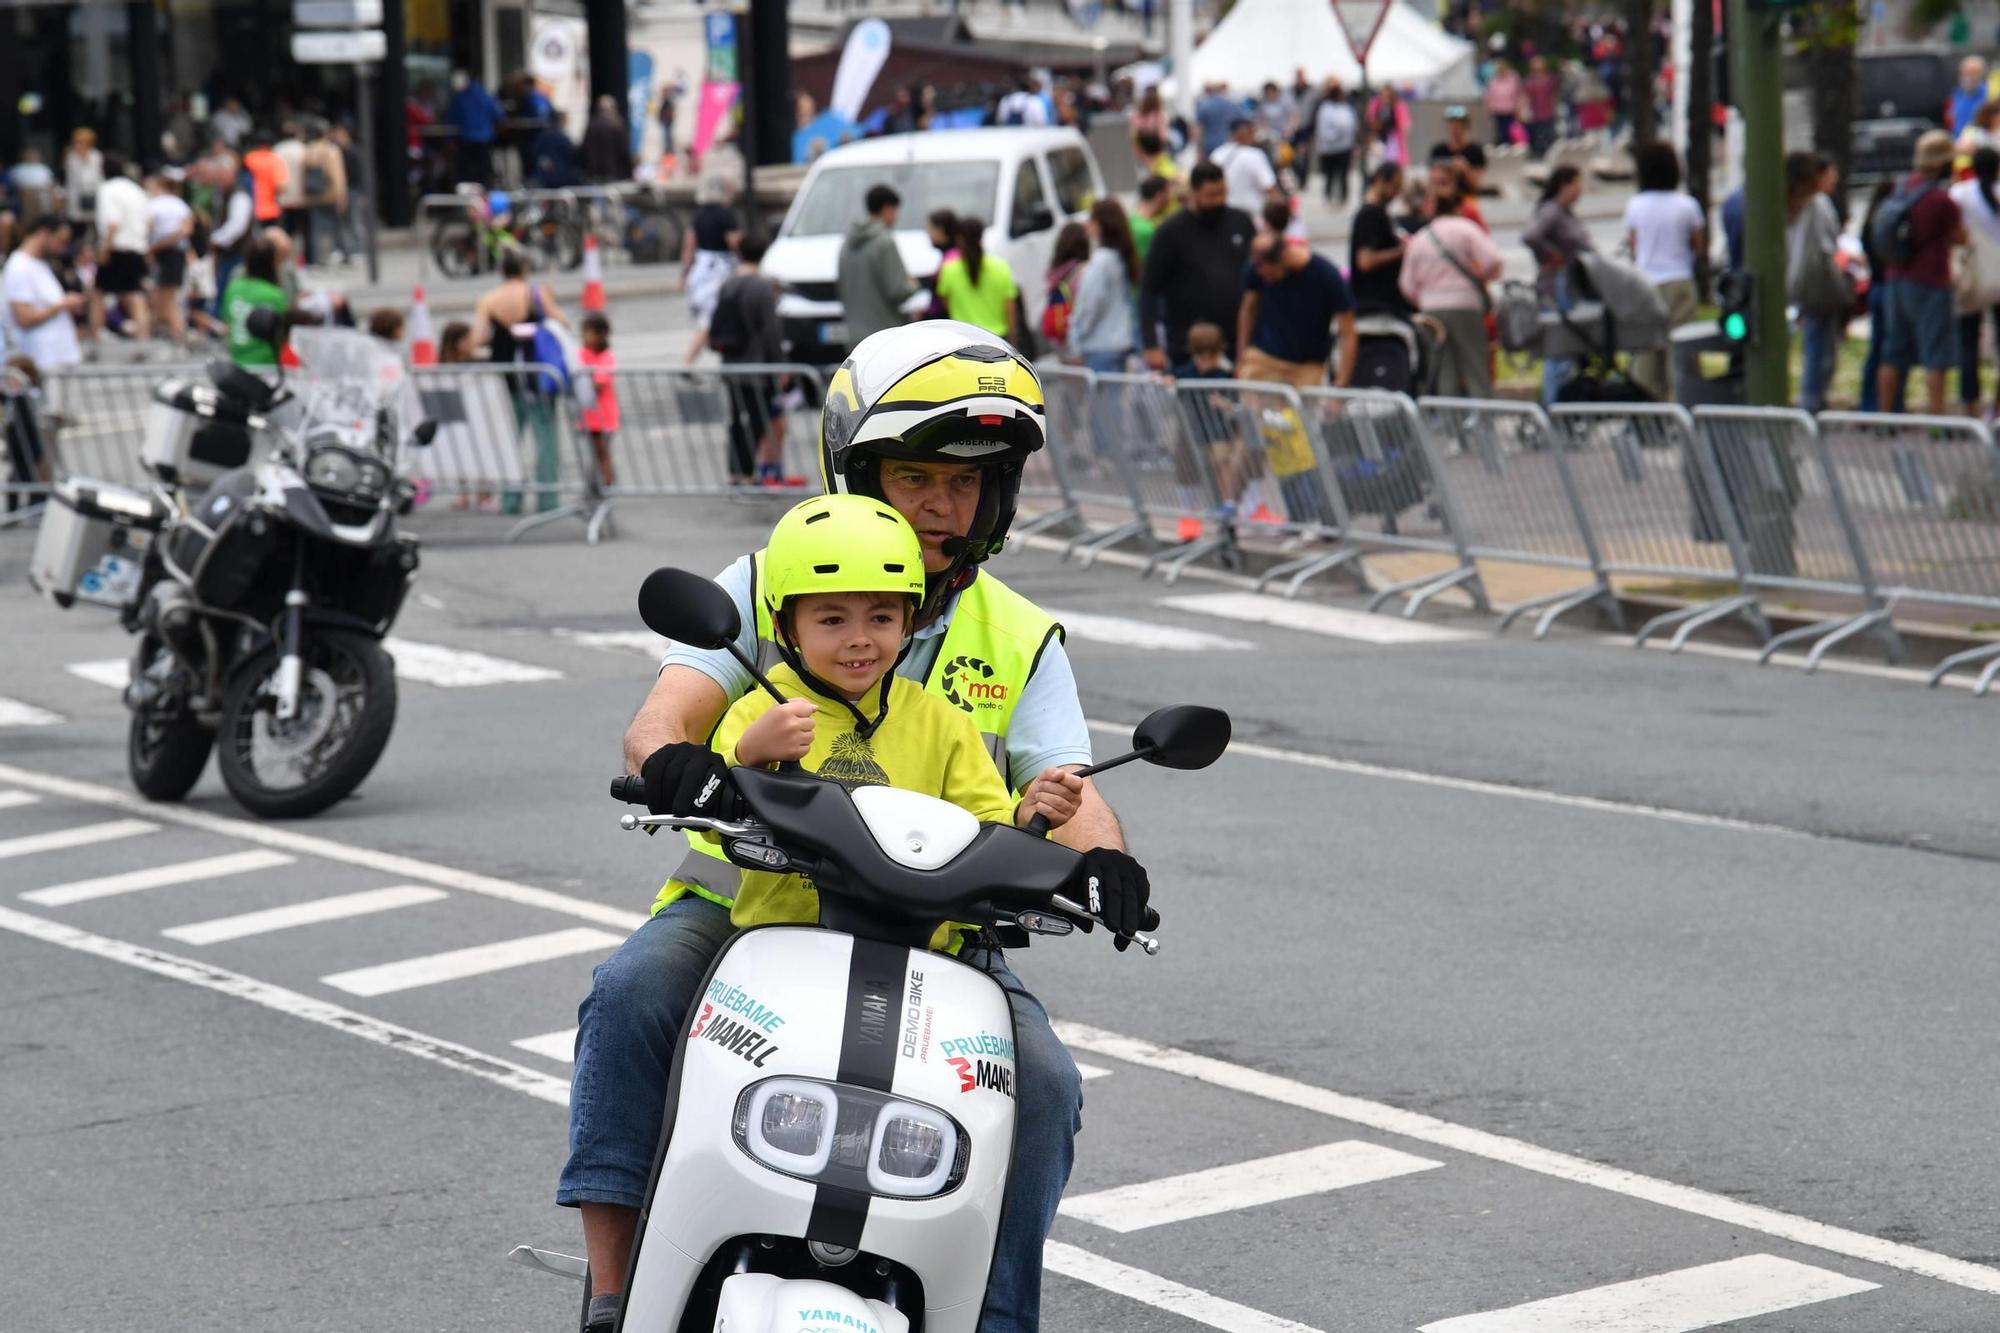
1880, 131, 1967, 416
93, 156, 153, 343
145, 174, 195, 346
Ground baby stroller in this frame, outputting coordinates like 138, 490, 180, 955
1347, 307, 1438, 396
1547, 252, 1668, 403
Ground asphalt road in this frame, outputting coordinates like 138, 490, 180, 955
3, 499, 1999, 1332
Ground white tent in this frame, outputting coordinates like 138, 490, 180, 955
1187, 0, 1476, 97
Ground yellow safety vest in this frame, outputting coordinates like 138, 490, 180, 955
660, 554, 1063, 910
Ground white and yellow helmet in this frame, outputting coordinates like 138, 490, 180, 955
820, 320, 1047, 575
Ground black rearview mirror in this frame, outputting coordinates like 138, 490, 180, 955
244, 306, 283, 347
1132, 705, 1231, 771
413, 419, 439, 446
638, 567, 742, 650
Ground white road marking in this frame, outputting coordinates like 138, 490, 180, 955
512, 1027, 580, 1063
0, 763, 647, 932
1417, 1253, 1878, 1333
1042, 1240, 1325, 1333
321, 926, 623, 997
0, 790, 41, 811
1047, 609, 1254, 652
552, 627, 671, 659
1083, 721, 1808, 842
1160, 591, 1478, 644
0, 904, 570, 1105
65, 658, 131, 689
1061, 1140, 1442, 1233
68, 643, 564, 694
162, 885, 449, 945
1054, 1022, 2000, 1297
23, 848, 296, 906
0, 698, 63, 727
381, 638, 564, 687
1076, 1062, 1112, 1081
0, 818, 157, 862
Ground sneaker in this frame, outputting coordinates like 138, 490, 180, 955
1176, 515, 1202, 542
583, 1292, 622, 1333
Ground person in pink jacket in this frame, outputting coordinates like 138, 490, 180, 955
1366, 86, 1411, 168
579, 313, 619, 485
1399, 189, 1503, 398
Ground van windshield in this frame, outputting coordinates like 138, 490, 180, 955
787, 162, 1002, 237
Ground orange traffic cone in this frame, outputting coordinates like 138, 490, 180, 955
580, 231, 607, 314
408, 284, 437, 366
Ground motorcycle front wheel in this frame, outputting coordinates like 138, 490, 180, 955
216, 629, 397, 819
127, 676, 215, 803
432, 219, 480, 280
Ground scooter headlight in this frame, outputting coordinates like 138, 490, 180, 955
869, 1101, 957, 1198
732, 1078, 968, 1200
744, 1079, 837, 1176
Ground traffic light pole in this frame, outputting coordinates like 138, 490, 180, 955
1732, 0, 1789, 405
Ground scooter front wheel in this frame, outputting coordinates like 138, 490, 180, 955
215, 629, 397, 819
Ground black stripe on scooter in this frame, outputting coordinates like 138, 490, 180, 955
805, 936, 910, 1250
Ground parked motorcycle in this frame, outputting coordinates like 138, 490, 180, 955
510, 567, 1231, 1332
27, 317, 432, 818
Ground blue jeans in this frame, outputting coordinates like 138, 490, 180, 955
1797, 312, 1843, 415
560, 897, 1084, 1333
1860, 282, 1901, 413
1541, 271, 1575, 405
1081, 349, 1128, 374
1958, 305, 2000, 404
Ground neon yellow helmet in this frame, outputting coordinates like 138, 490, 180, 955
763, 493, 926, 624
820, 321, 1046, 589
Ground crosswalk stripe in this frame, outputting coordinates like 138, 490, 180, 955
68, 642, 562, 694
65, 659, 132, 689
1046, 609, 1255, 653
0, 818, 157, 862
1042, 1241, 1324, 1333
1076, 1062, 1112, 1081
1159, 591, 1479, 644
23, 848, 296, 906
320, 926, 623, 997
0, 698, 64, 727
0, 791, 41, 811
162, 885, 448, 945
1417, 1254, 1878, 1333
1060, 1140, 1442, 1233
382, 638, 564, 687
512, 1028, 580, 1063
551, 628, 670, 659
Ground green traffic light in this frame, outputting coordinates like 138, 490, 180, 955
1723, 312, 1748, 341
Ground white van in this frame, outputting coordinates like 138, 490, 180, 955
762, 127, 1107, 364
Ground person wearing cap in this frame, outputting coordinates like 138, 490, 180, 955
1879, 130, 1967, 417
1212, 116, 1280, 217
1429, 106, 1477, 165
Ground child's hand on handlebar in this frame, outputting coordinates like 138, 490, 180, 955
735, 698, 816, 768
1015, 767, 1086, 831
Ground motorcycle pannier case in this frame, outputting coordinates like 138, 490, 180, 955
143, 378, 259, 489
28, 477, 166, 612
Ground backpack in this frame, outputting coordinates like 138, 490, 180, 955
1040, 260, 1079, 345
302, 162, 331, 197
1871, 178, 1939, 268
706, 275, 751, 357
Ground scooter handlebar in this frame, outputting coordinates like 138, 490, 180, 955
1051, 892, 1161, 956
610, 774, 647, 804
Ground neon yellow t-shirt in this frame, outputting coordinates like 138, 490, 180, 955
708, 663, 1019, 952
934, 253, 1019, 339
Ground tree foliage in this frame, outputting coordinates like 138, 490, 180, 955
1792, 1, 1860, 202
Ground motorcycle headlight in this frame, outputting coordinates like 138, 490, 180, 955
356, 459, 392, 495
732, 1078, 968, 1200
306, 446, 361, 492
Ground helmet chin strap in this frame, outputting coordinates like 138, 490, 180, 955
774, 609, 913, 741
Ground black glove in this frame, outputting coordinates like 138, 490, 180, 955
1075, 848, 1158, 952
640, 742, 746, 820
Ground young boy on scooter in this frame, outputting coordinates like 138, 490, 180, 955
708, 492, 1086, 949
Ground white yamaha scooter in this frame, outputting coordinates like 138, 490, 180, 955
512, 568, 1230, 1333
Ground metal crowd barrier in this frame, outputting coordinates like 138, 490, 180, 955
408, 362, 602, 542
1815, 412, 2000, 691
588, 364, 827, 543
1268, 388, 1488, 616
1694, 407, 1903, 669
1549, 401, 1772, 649
1418, 397, 1620, 637
1019, 363, 1089, 538
1117, 372, 1237, 581
1052, 370, 1152, 566
43, 363, 205, 493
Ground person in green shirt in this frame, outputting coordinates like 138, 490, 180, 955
1129, 173, 1174, 271
220, 228, 331, 367
933, 214, 1020, 343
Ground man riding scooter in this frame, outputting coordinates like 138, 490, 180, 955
562, 320, 1156, 1332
